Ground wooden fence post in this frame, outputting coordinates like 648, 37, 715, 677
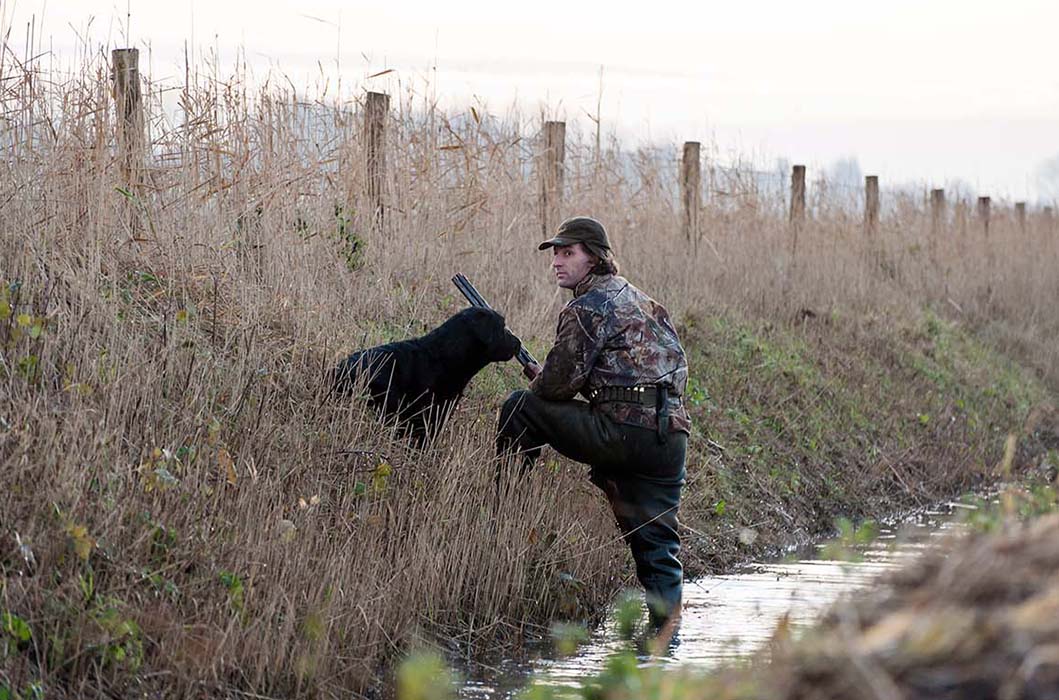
789, 164, 806, 223
1015, 202, 1026, 232
111, 48, 144, 187
864, 175, 879, 234
681, 141, 702, 244
930, 189, 946, 235
364, 91, 389, 230
539, 120, 566, 235
977, 196, 991, 235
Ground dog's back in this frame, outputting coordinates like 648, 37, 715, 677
331, 308, 520, 441
333, 342, 416, 409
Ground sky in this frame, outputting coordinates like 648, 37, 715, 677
5, 0, 1059, 201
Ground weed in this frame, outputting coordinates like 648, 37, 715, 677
551, 622, 589, 656
820, 517, 881, 562
218, 571, 246, 618
396, 652, 457, 700
1, 612, 32, 656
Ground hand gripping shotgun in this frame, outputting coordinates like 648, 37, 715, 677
451, 273, 539, 374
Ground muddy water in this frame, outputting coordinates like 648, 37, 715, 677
459, 501, 973, 698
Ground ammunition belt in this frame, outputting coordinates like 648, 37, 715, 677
590, 385, 677, 406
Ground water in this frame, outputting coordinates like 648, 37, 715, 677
459, 501, 972, 698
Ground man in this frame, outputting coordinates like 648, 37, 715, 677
496, 216, 692, 628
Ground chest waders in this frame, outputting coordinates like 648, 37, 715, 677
496, 388, 686, 627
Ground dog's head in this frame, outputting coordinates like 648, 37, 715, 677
456, 307, 522, 362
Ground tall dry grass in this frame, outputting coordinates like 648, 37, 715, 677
1, 45, 1058, 696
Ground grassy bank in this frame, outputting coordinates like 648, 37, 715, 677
658, 308, 1051, 573
2, 51, 1058, 697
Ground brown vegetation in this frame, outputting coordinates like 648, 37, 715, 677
678, 500, 1059, 700
1, 47, 1056, 697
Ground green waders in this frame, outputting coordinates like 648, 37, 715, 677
496, 389, 686, 626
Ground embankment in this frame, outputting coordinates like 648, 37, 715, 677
2, 271, 1053, 699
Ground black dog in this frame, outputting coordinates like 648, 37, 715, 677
332, 307, 521, 442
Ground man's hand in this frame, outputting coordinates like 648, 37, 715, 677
523, 361, 543, 381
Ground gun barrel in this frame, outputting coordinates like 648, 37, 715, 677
452, 274, 490, 310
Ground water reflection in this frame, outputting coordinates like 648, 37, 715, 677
460, 503, 969, 698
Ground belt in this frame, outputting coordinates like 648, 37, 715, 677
590, 384, 681, 445
589, 385, 661, 406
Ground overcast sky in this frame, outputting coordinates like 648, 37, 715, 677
7, 0, 1059, 201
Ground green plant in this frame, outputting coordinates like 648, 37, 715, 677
613, 590, 643, 641
1, 611, 31, 656
93, 601, 144, 671
820, 517, 880, 562
334, 203, 365, 271
551, 621, 589, 656
219, 571, 246, 617
396, 651, 456, 700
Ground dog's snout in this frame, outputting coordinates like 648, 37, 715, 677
501, 328, 521, 359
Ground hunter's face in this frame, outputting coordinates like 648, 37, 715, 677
551, 243, 596, 290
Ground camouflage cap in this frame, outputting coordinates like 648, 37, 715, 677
537, 216, 613, 260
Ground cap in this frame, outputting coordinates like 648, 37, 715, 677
537, 216, 612, 260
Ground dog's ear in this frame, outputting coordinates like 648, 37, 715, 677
461, 309, 489, 347
471, 309, 506, 345
460, 307, 488, 337
472, 310, 520, 361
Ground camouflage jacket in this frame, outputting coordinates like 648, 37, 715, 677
530, 273, 691, 434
